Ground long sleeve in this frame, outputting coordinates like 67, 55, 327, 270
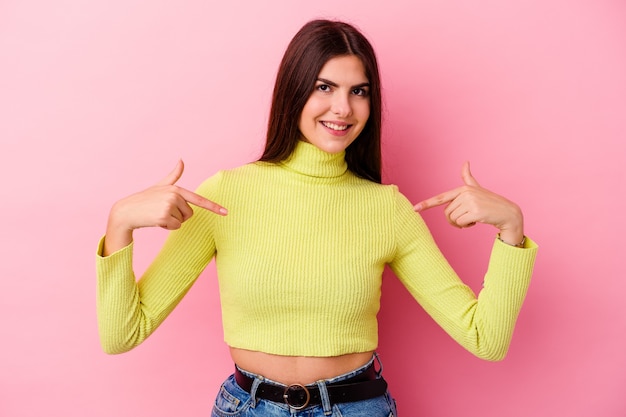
389, 191, 537, 361
96, 174, 222, 354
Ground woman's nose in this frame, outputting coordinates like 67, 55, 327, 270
330, 93, 352, 117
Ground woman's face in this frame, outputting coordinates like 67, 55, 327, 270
298, 55, 370, 154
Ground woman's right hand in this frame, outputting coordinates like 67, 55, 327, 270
103, 160, 227, 256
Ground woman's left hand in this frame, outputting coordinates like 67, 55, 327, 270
413, 162, 524, 245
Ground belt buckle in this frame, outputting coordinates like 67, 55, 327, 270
283, 383, 310, 410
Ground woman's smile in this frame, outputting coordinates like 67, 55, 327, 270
321, 120, 352, 135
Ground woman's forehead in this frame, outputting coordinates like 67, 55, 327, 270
317, 55, 369, 84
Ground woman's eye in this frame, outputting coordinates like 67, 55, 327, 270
316, 84, 331, 92
352, 88, 368, 96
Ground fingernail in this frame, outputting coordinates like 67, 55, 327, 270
219, 208, 228, 215
414, 204, 422, 212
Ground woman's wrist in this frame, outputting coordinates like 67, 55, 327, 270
496, 216, 525, 247
497, 232, 526, 248
496, 207, 524, 246
103, 207, 135, 256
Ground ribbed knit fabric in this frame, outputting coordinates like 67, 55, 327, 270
97, 140, 537, 359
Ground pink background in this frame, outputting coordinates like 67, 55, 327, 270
1, 0, 625, 416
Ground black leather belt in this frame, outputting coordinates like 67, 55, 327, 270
234, 363, 388, 410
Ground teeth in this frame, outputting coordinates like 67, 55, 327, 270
322, 122, 349, 131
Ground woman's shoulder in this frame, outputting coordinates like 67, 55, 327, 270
194, 161, 275, 194
352, 176, 402, 195
218, 161, 280, 182
367, 181, 418, 212
345, 176, 415, 209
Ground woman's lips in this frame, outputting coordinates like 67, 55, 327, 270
321, 121, 352, 136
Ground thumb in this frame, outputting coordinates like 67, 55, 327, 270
462, 161, 480, 187
155, 159, 185, 186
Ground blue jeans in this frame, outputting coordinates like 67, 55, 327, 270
211, 354, 397, 416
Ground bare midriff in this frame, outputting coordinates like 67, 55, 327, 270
229, 347, 375, 385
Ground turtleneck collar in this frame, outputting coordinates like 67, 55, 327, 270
280, 141, 348, 178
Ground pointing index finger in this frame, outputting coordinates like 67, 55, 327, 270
414, 189, 461, 212
178, 187, 228, 216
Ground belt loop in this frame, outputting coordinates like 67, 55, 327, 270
373, 352, 383, 377
249, 377, 262, 408
316, 380, 333, 416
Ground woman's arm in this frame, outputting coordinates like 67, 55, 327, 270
97, 162, 227, 354
390, 163, 537, 360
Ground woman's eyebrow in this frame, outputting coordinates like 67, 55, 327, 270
317, 78, 370, 89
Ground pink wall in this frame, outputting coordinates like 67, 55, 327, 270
1, 0, 624, 416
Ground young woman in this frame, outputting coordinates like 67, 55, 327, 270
97, 19, 537, 417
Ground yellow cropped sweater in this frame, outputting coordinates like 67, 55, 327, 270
97, 141, 537, 360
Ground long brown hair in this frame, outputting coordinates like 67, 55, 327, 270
259, 20, 382, 183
